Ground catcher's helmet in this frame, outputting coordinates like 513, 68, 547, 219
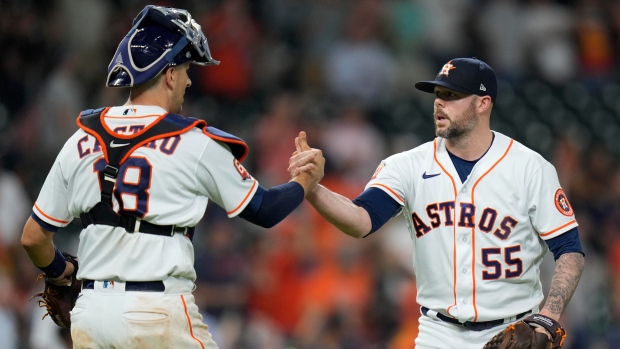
107, 5, 219, 87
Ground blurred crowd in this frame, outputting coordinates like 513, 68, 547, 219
1, 0, 620, 348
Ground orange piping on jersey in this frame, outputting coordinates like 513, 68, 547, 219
368, 183, 405, 204
432, 139, 459, 315
226, 179, 258, 216
181, 295, 205, 349
34, 203, 70, 224
540, 220, 577, 237
432, 139, 458, 198
470, 139, 514, 321
202, 128, 250, 162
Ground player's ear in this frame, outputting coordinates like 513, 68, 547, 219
164, 66, 176, 89
477, 95, 492, 114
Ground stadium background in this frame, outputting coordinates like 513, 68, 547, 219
1, 0, 620, 348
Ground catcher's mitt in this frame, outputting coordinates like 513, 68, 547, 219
31, 252, 81, 329
483, 314, 566, 349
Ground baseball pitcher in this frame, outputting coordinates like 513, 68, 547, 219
289, 58, 584, 349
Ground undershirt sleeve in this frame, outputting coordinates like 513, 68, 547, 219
238, 182, 304, 228
352, 187, 402, 235
544, 227, 584, 261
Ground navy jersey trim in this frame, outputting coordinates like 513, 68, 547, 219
31, 211, 60, 233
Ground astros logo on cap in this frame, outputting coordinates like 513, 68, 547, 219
438, 61, 456, 77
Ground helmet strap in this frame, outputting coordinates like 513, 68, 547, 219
165, 36, 190, 64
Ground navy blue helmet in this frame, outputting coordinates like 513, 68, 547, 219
107, 5, 219, 87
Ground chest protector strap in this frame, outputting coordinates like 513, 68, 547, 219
76, 107, 208, 239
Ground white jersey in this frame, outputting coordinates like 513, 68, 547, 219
33, 106, 258, 283
367, 132, 577, 322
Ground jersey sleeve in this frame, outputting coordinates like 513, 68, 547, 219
33, 157, 73, 229
196, 139, 258, 217
365, 157, 407, 206
526, 161, 578, 240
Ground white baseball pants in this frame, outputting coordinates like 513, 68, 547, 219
70, 278, 218, 349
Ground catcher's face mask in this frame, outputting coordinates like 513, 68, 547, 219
106, 5, 219, 87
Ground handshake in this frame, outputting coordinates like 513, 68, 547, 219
287, 131, 325, 197
286, 131, 371, 238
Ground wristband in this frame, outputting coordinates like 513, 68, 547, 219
37, 248, 67, 279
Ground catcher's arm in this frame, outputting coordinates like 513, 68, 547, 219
22, 217, 74, 282
23, 216, 81, 329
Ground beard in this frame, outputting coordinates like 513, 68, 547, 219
435, 99, 478, 140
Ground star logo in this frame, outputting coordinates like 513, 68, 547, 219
438, 61, 456, 77
554, 189, 574, 216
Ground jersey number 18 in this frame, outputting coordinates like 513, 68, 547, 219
93, 157, 152, 218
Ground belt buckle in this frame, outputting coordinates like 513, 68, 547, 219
172, 226, 187, 236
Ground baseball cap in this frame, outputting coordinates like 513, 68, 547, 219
415, 58, 497, 103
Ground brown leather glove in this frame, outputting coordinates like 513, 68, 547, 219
31, 252, 82, 328
483, 314, 567, 349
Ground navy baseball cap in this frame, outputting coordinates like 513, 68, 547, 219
415, 58, 497, 103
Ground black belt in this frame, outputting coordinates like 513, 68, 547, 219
80, 203, 194, 240
421, 307, 530, 331
82, 279, 165, 292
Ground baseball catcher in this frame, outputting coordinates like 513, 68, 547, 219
482, 314, 567, 349
31, 252, 81, 329
21, 4, 325, 347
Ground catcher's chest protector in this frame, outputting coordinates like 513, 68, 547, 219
77, 108, 207, 168
76, 108, 207, 232
75, 108, 251, 236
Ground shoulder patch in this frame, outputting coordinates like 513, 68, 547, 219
371, 163, 385, 179
554, 189, 574, 216
233, 158, 251, 180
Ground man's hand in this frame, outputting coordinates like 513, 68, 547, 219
288, 131, 372, 237
288, 131, 324, 195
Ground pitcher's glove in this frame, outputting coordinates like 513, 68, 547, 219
482, 314, 567, 349
30, 252, 81, 329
